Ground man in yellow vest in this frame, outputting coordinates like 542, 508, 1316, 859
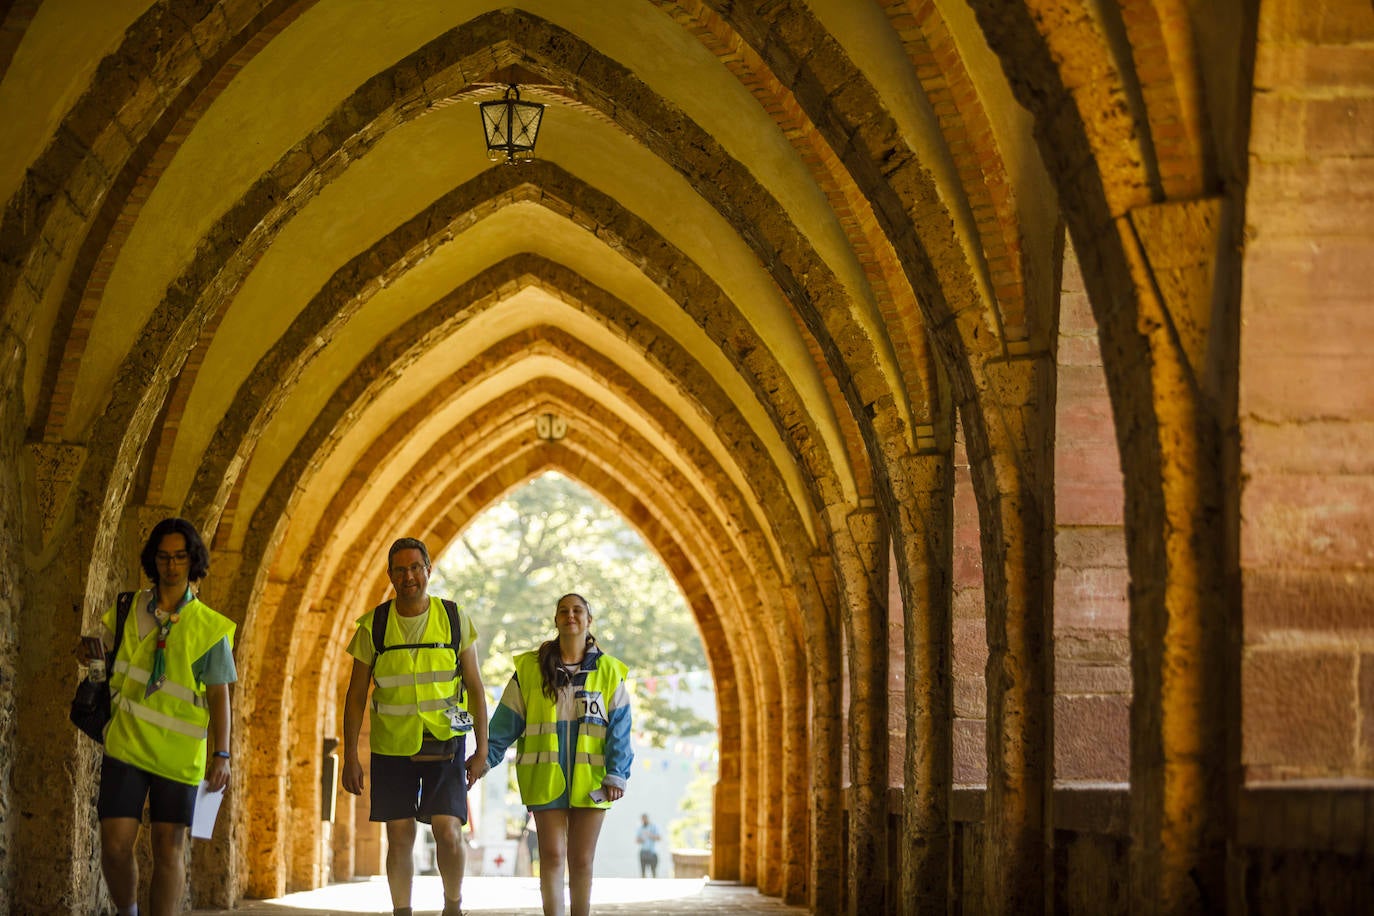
342, 537, 489, 916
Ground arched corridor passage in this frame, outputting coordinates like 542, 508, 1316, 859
3, 2, 1373, 914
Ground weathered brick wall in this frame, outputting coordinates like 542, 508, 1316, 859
944, 785, 1374, 913
1240, 0, 1374, 783
952, 427, 988, 786
1052, 242, 1130, 783
0, 352, 21, 914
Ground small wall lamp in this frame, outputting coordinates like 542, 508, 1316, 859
535, 413, 567, 441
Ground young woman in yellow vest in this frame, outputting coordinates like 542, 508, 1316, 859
90, 517, 236, 916
487, 593, 634, 916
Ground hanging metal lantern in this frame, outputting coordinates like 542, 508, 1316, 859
480, 85, 544, 164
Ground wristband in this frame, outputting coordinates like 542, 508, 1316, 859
212, 750, 231, 759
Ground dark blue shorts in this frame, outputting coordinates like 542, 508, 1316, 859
370, 740, 468, 825
97, 755, 198, 826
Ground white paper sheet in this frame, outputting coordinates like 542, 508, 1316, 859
191, 782, 225, 839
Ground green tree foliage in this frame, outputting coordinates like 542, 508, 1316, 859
428, 471, 713, 745
669, 763, 716, 850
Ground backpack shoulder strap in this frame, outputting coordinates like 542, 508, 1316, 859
111, 591, 135, 657
440, 599, 461, 651
441, 599, 465, 704
369, 600, 392, 665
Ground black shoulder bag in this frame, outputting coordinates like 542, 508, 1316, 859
371, 598, 468, 762
70, 591, 134, 743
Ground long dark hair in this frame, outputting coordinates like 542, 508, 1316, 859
139, 517, 211, 584
537, 593, 597, 700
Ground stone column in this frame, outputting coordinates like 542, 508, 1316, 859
1115, 198, 1234, 914
834, 506, 890, 916
974, 354, 1057, 916
896, 450, 955, 914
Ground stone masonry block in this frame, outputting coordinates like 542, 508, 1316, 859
1243, 649, 1357, 770
1053, 565, 1129, 631
1243, 567, 1374, 637
1243, 418, 1374, 475
1361, 654, 1374, 770
1054, 694, 1130, 782
1055, 481, 1127, 527
954, 718, 987, 785
1056, 527, 1128, 569
1242, 472, 1374, 567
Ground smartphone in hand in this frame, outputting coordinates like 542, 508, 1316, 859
81, 636, 106, 662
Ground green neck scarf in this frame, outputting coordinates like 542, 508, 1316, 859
145, 587, 190, 697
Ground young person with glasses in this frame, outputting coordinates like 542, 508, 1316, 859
82, 516, 236, 916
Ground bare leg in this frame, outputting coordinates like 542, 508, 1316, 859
385, 819, 418, 911
432, 814, 467, 909
533, 809, 570, 916
101, 817, 141, 911
565, 808, 606, 916
148, 821, 187, 916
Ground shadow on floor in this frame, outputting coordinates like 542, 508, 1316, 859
192, 876, 807, 914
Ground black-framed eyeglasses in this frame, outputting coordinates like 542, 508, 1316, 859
389, 563, 428, 577
156, 551, 190, 564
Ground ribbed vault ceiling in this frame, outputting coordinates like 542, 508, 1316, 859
4, 0, 1059, 805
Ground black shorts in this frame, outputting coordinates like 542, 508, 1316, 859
97, 755, 198, 826
370, 741, 469, 825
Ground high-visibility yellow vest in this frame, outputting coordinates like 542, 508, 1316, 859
103, 595, 236, 785
365, 598, 470, 756
512, 650, 627, 808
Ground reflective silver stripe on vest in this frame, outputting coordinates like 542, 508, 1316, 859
515, 750, 561, 765
580, 723, 607, 740
112, 660, 207, 708
574, 751, 606, 767
373, 696, 458, 716
112, 693, 208, 739
374, 670, 458, 688
525, 722, 558, 736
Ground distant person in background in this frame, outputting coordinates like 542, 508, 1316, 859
487, 593, 634, 916
520, 810, 539, 876
635, 813, 662, 878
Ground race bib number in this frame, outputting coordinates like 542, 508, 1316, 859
574, 689, 606, 723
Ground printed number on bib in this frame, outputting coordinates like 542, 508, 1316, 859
574, 689, 606, 723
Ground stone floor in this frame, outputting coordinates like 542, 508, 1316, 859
192, 876, 808, 915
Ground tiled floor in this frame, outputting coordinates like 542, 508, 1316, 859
192, 876, 808, 915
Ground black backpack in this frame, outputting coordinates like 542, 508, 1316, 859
370, 598, 465, 703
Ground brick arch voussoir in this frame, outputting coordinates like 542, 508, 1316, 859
307, 387, 794, 777
335, 413, 797, 884
688, 1, 1033, 601
33, 0, 318, 443
0, 0, 303, 331
244, 390, 782, 896
60, 11, 534, 615
651, 0, 939, 446
1115, 0, 1211, 198
181, 165, 842, 541
883, 0, 1032, 344
503, 9, 907, 491
690, 1, 994, 371
960, 2, 1168, 525
965, 0, 1155, 218
232, 330, 818, 695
